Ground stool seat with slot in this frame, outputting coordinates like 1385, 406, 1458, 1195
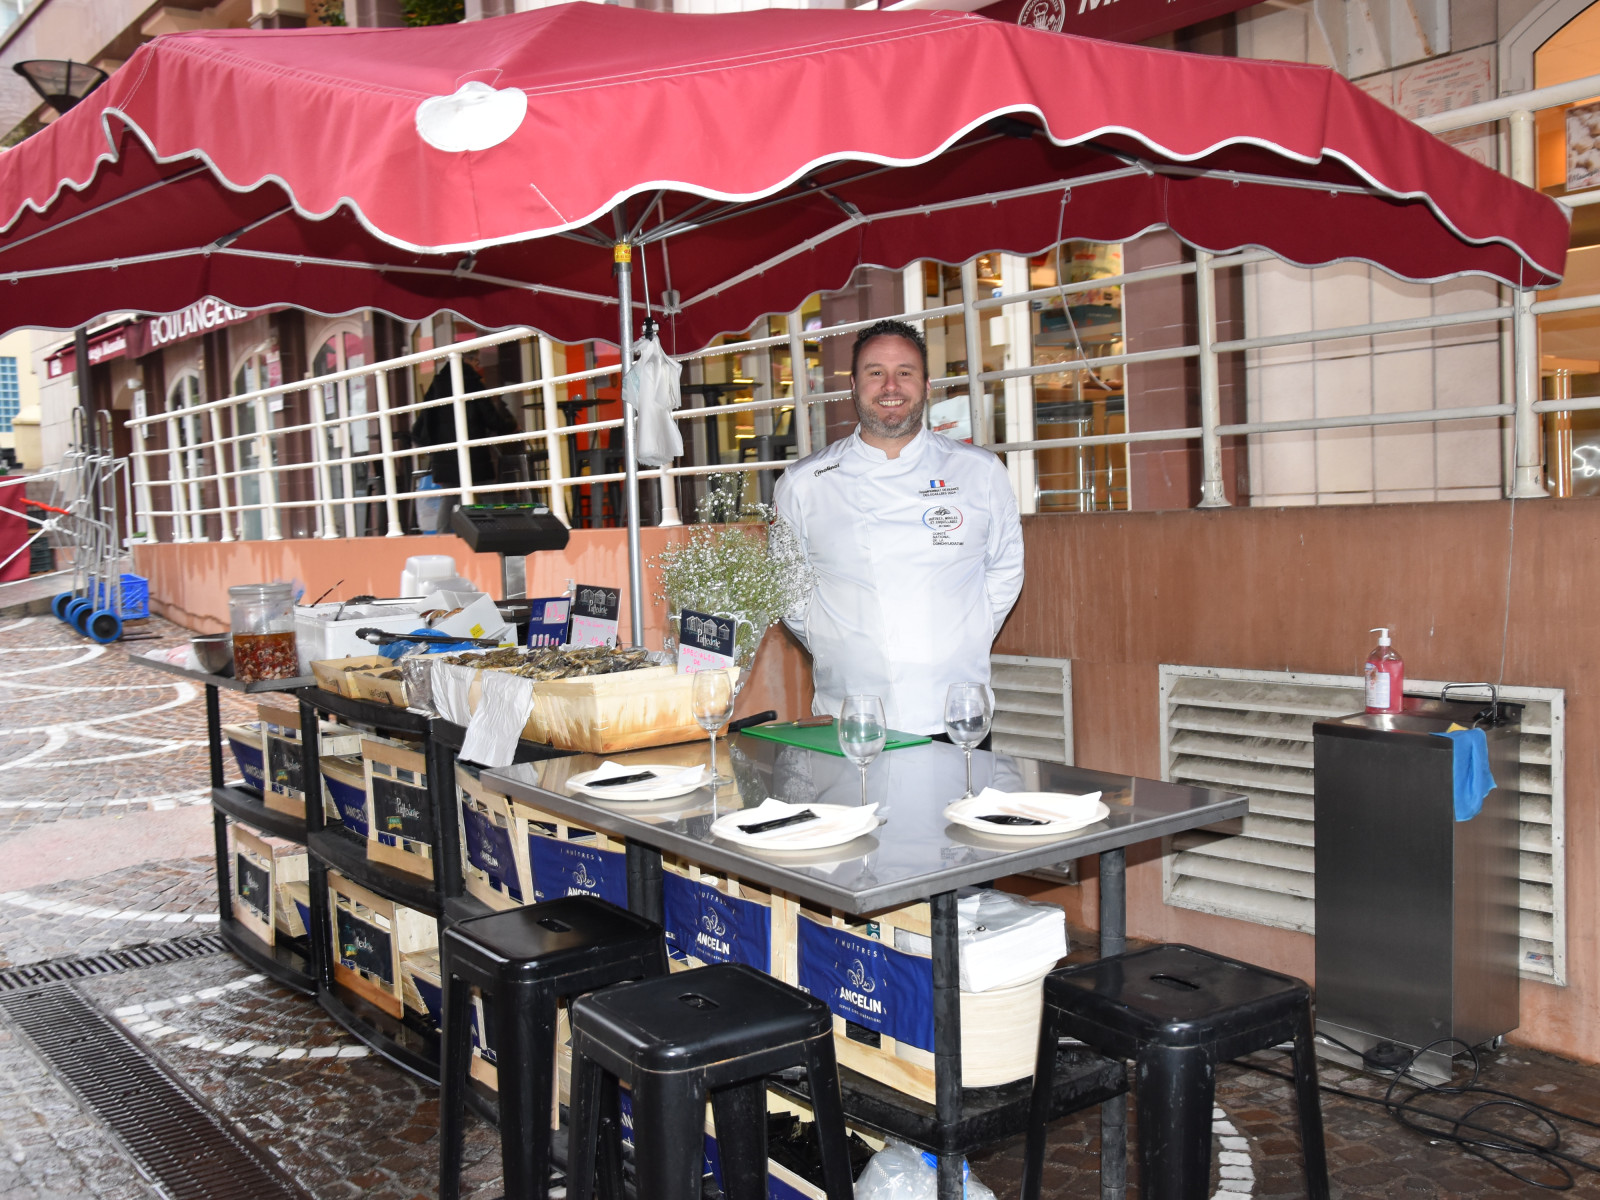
1021, 944, 1329, 1200
439, 895, 668, 1200
566, 961, 855, 1200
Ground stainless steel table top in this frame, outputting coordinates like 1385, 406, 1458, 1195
484, 735, 1245, 914
134, 652, 313, 693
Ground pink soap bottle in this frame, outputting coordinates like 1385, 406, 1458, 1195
1364, 627, 1404, 715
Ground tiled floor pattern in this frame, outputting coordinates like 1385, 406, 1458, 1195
5, 613, 1600, 1197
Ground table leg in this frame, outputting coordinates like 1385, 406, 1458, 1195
931, 890, 963, 1200
205, 683, 224, 790
1099, 847, 1127, 1200
625, 840, 663, 924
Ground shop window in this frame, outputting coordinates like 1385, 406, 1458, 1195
167, 371, 209, 542
0, 356, 17, 432
1533, 6, 1600, 496
231, 344, 282, 541
309, 326, 373, 538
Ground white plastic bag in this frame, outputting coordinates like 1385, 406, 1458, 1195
626, 333, 683, 467
853, 1141, 996, 1200
891, 888, 1068, 992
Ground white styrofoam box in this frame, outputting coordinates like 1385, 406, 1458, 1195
428, 591, 515, 646
400, 555, 459, 598
294, 600, 431, 673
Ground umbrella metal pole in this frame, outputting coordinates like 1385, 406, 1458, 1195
615, 240, 645, 646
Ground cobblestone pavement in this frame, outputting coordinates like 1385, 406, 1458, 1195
5, 613, 1600, 1198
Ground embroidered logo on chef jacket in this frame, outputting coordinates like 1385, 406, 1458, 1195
919, 478, 960, 497
813, 462, 841, 478
923, 505, 967, 546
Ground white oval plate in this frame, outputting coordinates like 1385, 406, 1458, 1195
943, 791, 1109, 838
567, 763, 709, 801
710, 801, 881, 851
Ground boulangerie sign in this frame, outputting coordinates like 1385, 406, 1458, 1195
568, 585, 621, 648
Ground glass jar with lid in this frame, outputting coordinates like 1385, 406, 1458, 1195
229, 582, 299, 683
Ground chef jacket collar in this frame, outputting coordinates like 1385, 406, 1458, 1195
847, 424, 932, 465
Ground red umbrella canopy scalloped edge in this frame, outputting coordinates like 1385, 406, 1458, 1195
0, 3, 1569, 352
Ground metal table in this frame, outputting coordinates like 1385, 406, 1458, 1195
486, 734, 1246, 1200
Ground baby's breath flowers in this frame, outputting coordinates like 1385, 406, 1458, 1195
651, 476, 813, 667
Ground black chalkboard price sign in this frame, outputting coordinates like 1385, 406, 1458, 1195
335, 908, 393, 983
370, 776, 435, 845
235, 853, 271, 922
267, 737, 305, 797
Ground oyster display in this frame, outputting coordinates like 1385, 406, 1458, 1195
438, 645, 653, 681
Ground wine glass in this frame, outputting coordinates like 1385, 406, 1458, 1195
944, 682, 992, 799
692, 669, 736, 785
837, 694, 887, 806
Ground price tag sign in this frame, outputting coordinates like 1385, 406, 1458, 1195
568, 585, 621, 648
676, 609, 738, 674
526, 596, 571, 648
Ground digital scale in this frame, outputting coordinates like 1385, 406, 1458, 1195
449, 503, 571, 622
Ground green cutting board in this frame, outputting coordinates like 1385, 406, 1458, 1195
739, 720, 931, 757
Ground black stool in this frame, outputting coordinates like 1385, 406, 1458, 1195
566, 962, 855, 1200
439, 895, 668, 1200
1021, 944, 1329, 1200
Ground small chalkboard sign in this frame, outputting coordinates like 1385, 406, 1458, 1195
568, 584, 621, 648
335, 908, 393, 983
267, 737, 304, 798
370, 775, 434, 846
676, 609, 738, 673
235, 852, 271, 922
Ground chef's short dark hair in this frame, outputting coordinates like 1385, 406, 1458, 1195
850, 319, 928, 381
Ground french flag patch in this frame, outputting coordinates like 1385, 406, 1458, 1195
929, 479, 945, 488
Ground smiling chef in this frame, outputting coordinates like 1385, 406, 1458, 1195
774, 319, 1025, 739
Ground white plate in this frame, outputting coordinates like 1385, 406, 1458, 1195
568, 762, 710, 801
943, 790, 1109, 838
710, 799, 881, 851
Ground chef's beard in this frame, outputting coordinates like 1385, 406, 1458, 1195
856, 395, 926, 441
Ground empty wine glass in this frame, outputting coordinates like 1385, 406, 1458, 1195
944, 682, 992, 799
837, 694, 887, 806
692, 669, 736, 785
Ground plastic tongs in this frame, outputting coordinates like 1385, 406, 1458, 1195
355, 627, 502, 648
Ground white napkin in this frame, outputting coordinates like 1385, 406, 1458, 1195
578, 761, 710, 797
459, 671, 534, 768
970, 787, 1102, 821
712, 798, 878, 848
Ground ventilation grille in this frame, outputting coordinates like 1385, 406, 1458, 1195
991, 654, 1072, 765
1159, 666, 1565, 985
0, 983, 310, 1200
0, 934, 227, 993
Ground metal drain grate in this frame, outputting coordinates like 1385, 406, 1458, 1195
1, 983, 310, 1200
0, 933, 226, 992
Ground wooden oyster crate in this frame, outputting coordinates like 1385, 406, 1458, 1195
432, 660, 737, 754
310, 655, 391, 698
504, 791, 629, 908
222, 722, 266, 792
661, 857, 796, 977
320, 753, 370, 838
327, 871, 438, 1020
456, 766, 531, 910
258, 704, 362, 820
776, 897, 1056, 1104
401, 948, 442, 1030
230, 825, 308, 947
362, 738, 435, 880
349, 665, 408, 707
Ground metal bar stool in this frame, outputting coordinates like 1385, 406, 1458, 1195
439, 896, 669, 1200
1021, 944, 1329, 1200
566, 962, 855, 1200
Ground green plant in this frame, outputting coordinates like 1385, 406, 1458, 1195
401, 0, 464, 25
312, 0, 346, 24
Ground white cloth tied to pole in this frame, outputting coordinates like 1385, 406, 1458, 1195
627, 333, 683, 467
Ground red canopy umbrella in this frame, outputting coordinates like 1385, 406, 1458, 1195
0, 3, 1567, 635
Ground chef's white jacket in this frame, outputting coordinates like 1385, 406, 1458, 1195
773, 426, 1025, 734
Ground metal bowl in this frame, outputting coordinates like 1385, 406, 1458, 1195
191, 634, 233, 675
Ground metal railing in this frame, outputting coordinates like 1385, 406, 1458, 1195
120, 72, 1600, 538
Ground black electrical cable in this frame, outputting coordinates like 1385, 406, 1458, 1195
1229, 1035, 1600, 1191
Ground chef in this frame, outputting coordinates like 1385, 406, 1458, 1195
773, 319, 1024, 736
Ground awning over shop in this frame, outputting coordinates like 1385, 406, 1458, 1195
0, 4, 1570, 354
973, 0, 1263, 45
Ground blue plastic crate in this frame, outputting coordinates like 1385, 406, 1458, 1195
92, 573, 149, 619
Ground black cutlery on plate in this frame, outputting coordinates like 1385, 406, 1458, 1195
738, 809, 820, 835
977, 813, 1047, 826
587, 771, 658, 788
